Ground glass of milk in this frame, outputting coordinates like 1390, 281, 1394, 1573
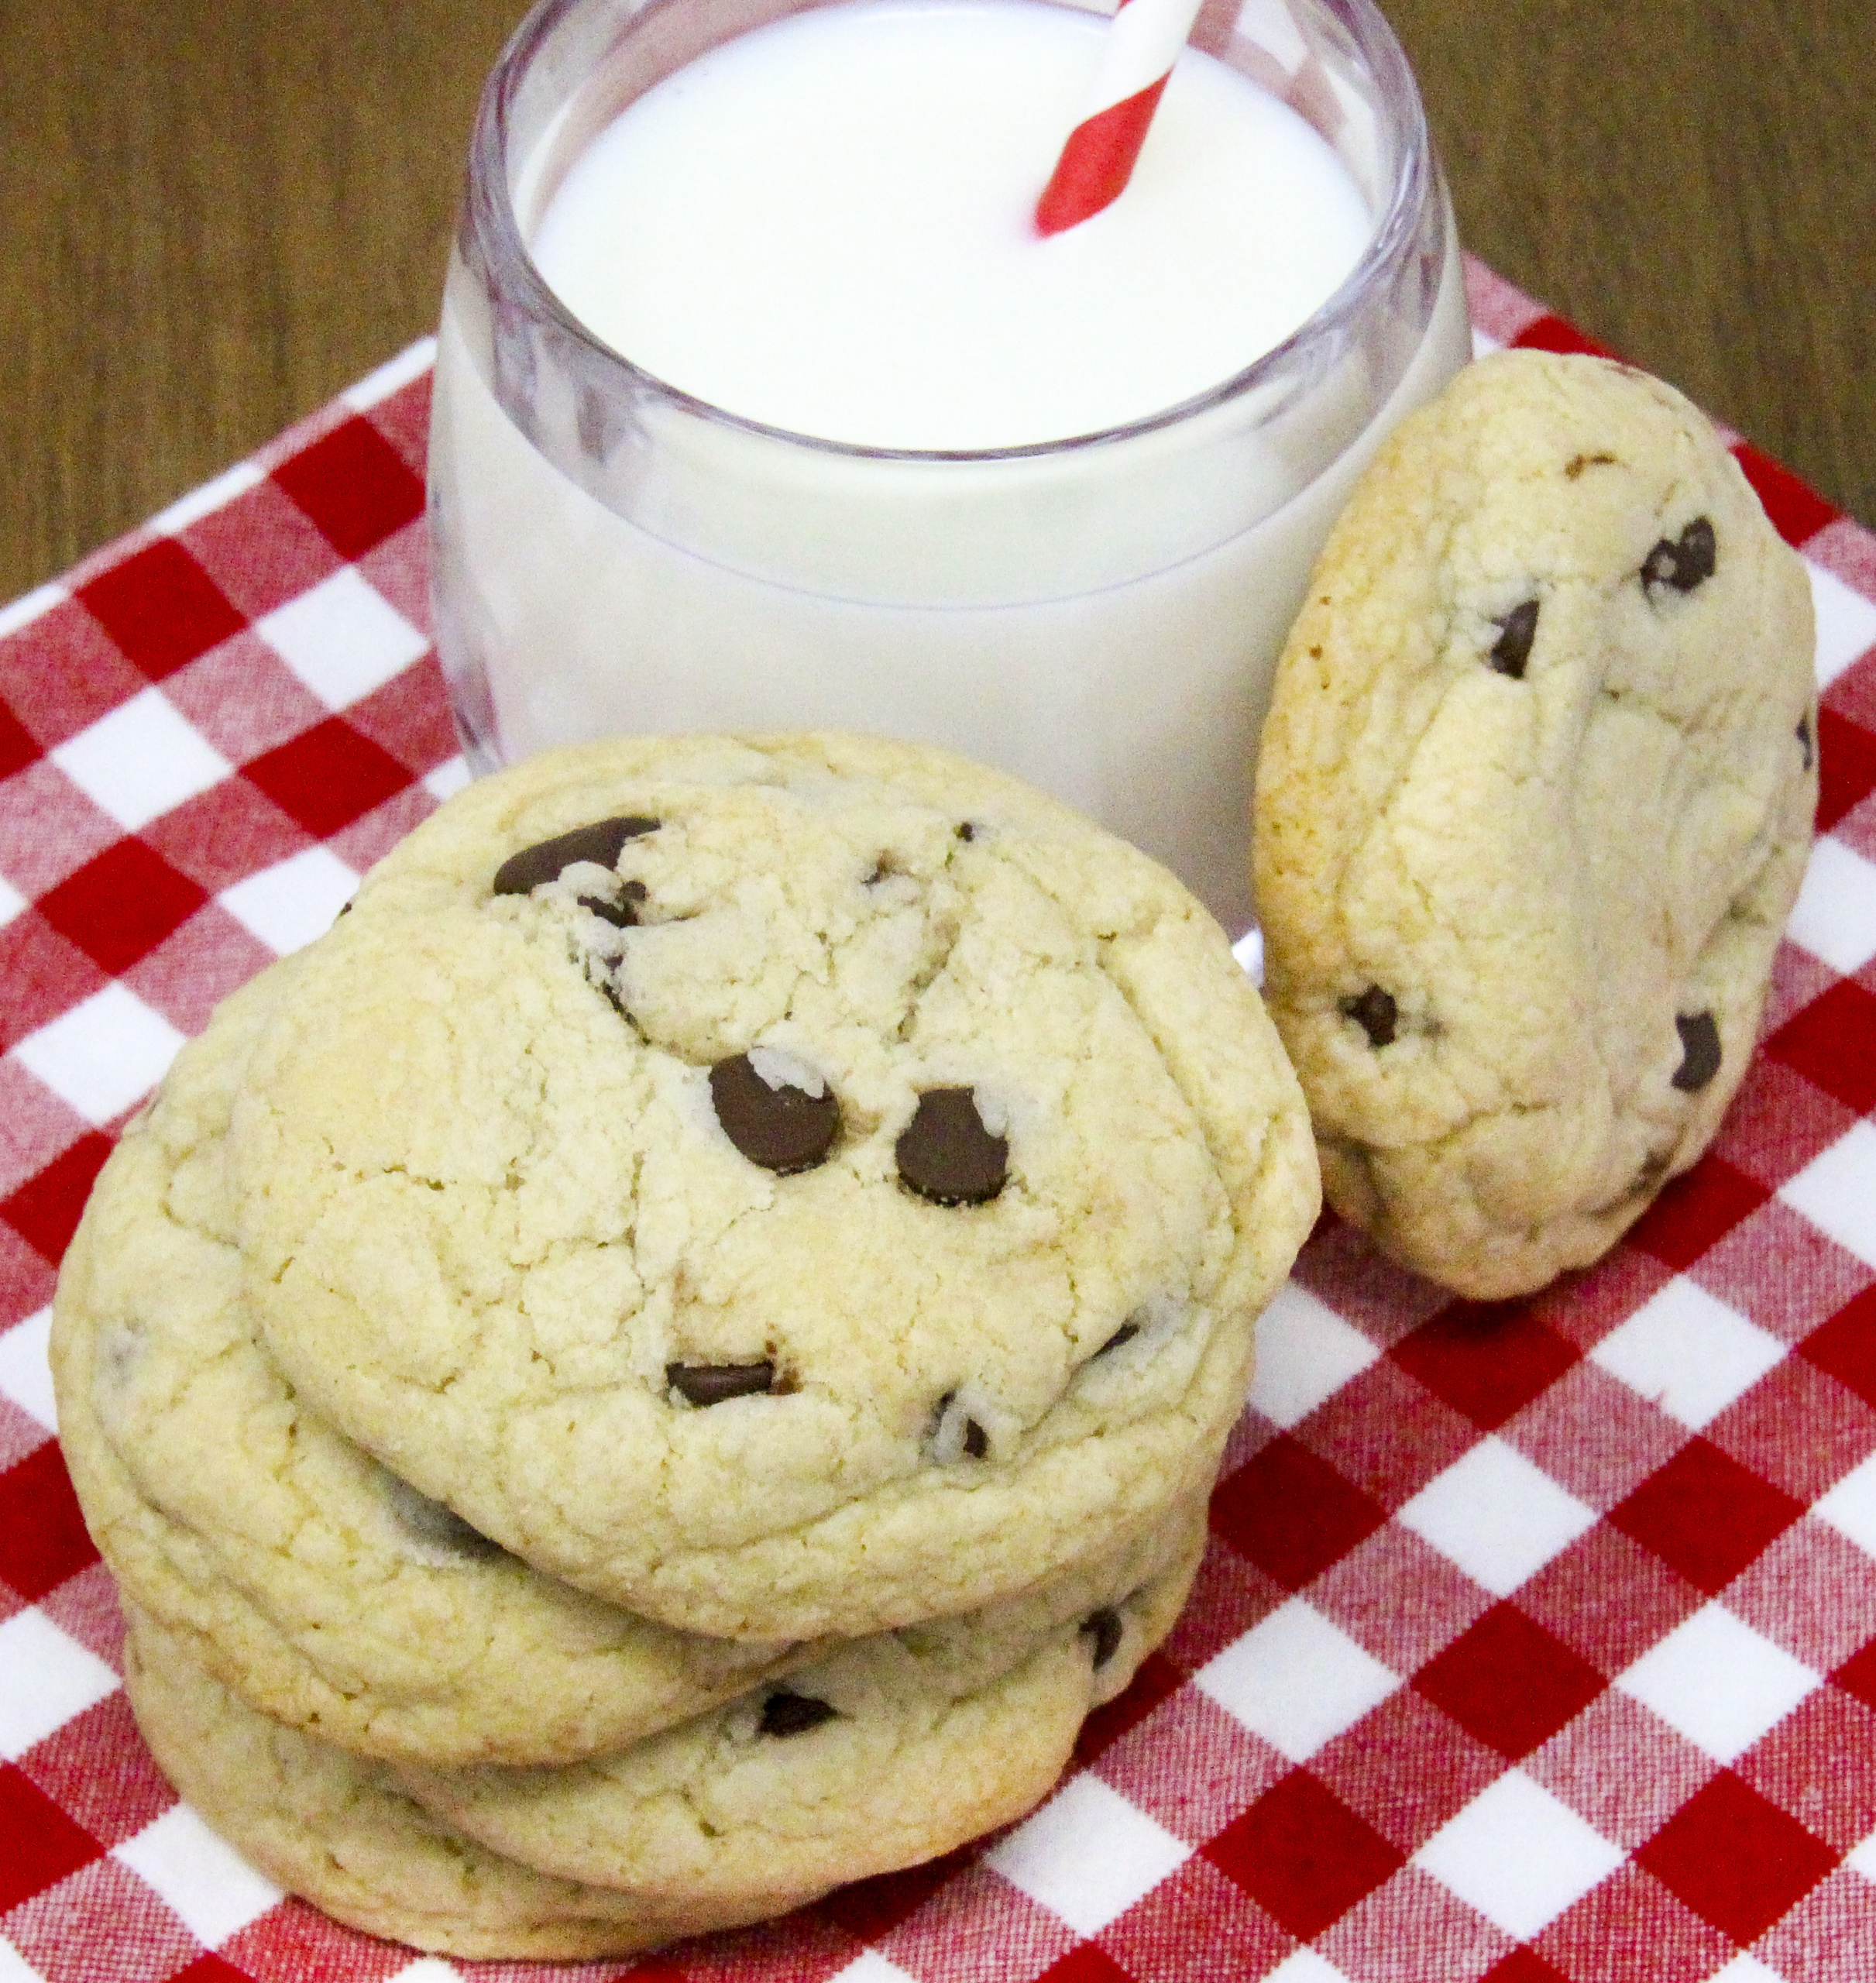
430, 0, 1471, 934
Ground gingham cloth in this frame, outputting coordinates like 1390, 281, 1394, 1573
5, 259, 1876, 1983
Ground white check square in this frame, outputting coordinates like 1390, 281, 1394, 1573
1785, 837, 1876, 978
0, 871, 25, 931
0, 1308, 57, 1431
424, 755, 473, 803
0, 1610, 119, 1759
1811, 1451, 1876, 1559
115, 1803, 282, 1947
1247, 1281, 1381, 1428
1414, 1768, 1624, 1941
1588, 1278, 1785, 1429
1194, 1600, 1398, 1761
1395, 1436, 1599, 1597
984, 1774, 1189, 1935
257, 566, 429, 710
1614, 1603, 1819, 1763
1779, 1122, 1876, 1272
219, 846, 359, 955
49, 687, 232, 833
12, 982, 187, 1126
1809, 557, 1876, 689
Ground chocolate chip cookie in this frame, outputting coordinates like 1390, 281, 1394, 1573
232, 734, 1318, 1638
1253, 351, 1816, 1297
51, 967, 807, 1767
390, 1501, 1205, 1902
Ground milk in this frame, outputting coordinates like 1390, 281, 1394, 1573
431, 0, 1473, 933
529, 1, 1372, 450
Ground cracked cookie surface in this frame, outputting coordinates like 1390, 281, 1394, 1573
1252, 351, 1816, 1298
122, 1607, 806, 1961
232, 734, 1318, 1638
51, 966, 809, 1768
391, 1499, 1205, 1899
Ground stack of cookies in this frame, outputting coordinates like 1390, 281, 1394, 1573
53, 733, 1320, 1960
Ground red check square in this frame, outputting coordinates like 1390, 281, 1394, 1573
271, 418, 427, 562
1633, 1769, 1835, 1944
0, 1763, 103, 1913
1414, 1604, 1606, 1761
1623, 1156, 1771, 1273
1764, 978, 1876, 1117
1206, 1771, 1405, 1941
1210, 1435, 1389, 1591
1733, 441, 1838, 548
241, 718, 416, 839
36, 839, 210, 979
1391, 1300, 1581, 1432
1817, 706, 1876, 833
1606, 1438, 1806, 1594
0, 1442, 100, 1603
75, 539, 248, 681
1, 1131, 115, 1267
1801, 1282, 1876, 1408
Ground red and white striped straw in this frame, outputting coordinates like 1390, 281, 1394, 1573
1034, 0, 1208, 236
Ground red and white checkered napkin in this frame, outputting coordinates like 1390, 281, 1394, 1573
5, 261, 1876, 1983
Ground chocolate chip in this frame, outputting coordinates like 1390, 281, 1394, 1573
1642, 517, 1717, 595
1565, 452, 1617, 479
1094, 1322, 1140, 1359
1340, 986, 1398, 1048
957, 822, 978, 842
1798, 712, 1814, 772
709, 1054, 840, 1174
896, 1088, 1008, 1205
932, 1390, 990, 1461
758, 1691, 839, 1737
667, 1361, 777, 1407
492, 816, 660, 896
1672, 1011, 1722, 1092
1081, 1609, 1124, 1670
579, 879, 649, 929
1489, 600, 1540, 679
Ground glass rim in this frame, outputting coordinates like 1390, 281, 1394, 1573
468, 0, 1440, 465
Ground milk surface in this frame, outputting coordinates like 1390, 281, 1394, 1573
531, 0, 1371, 448
431, 0, 1475, 932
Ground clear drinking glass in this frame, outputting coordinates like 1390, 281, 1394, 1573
429, 0, 1472, 935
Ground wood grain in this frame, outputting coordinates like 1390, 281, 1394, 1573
2, 0, 1870, 603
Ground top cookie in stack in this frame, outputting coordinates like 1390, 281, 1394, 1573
53, 730, 1320, 1957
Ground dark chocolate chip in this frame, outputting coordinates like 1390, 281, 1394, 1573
579, 879, 649, 929
962, 1418, 989, 1459
1489, 600, 1540, 679
709, 1054, 840, 1174
1081, 1608, 1124, 1670
1642, 517, 1717, 595
1798, 713, 1814, 772
1340, 986, 1398, 1049
957, 822, 978, 842
896, 1088, 1008, 1205
758, 1691, 840, 1737
1672, 1011, 1722, 1093
1094, 1322, 1140, 1359
667, 1361, 778, 1407
1565, 452, 1617, 479
335, 900, 352, 919
492, 816, 659, 896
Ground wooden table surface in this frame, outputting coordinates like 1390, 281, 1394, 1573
2, 0, 1869, 603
